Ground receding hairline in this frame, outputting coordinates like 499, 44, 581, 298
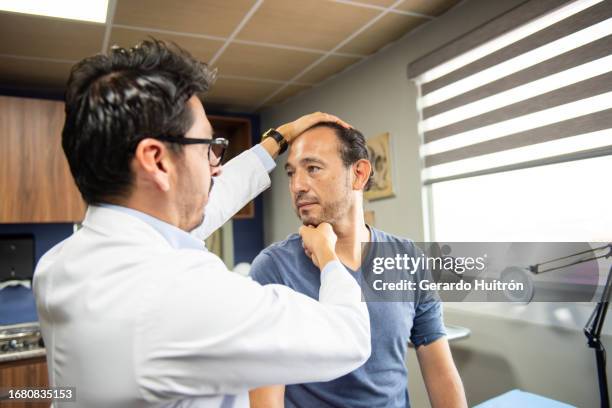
292, 124, 345, 151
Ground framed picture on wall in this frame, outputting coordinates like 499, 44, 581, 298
365, 132, 395, 201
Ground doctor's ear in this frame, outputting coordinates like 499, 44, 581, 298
133, 138, 172, 192
352, 159, 372, 191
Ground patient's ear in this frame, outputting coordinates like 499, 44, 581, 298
352, 159, 372, 191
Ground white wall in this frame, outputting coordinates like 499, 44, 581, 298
260, 0, 527, 245
259, 0, 612, 406
406, 305, 611, 407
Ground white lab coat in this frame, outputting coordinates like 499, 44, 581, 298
33, 148, 371, 408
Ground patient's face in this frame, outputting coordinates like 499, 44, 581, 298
285, 126, 353, 226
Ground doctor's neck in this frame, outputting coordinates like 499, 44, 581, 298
110, 189, 196, 231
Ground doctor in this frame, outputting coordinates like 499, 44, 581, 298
33, 39, 370, 407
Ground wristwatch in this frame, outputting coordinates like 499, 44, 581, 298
262, 128, 288, 155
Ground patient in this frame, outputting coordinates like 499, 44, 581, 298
249, 122, 467, 407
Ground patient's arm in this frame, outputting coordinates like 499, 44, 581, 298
249, 385, 285, 408
417, 337, 467, 408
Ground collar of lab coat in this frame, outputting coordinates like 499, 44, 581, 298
87, 204, 206, 251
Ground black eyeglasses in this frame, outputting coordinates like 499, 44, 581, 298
153, 135, 229, 167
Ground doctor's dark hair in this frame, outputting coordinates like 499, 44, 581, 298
62, 38, 216, 204
306, 122, 374, 191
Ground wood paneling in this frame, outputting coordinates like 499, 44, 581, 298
0, 356, 49, 408
0, 96, 85, 223
0, 96, 259, 222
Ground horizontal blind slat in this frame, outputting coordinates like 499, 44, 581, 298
422, 145, 612, 185
407, 0, 569, 79
424, 108, 612, 168
420, 0, 612, 95
423, 70, 612, 144
414, 0, 612, 183
422, 34, 612, 119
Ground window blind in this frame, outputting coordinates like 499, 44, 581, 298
408, 0, 612, 184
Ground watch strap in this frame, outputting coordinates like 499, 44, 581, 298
262, 128, 288, 155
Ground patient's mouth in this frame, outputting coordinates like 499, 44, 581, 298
296, 200, 317, 209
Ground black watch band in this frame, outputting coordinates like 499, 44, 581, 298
262, 128, 288, 155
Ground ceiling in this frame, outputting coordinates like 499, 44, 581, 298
0, 0, 459, 112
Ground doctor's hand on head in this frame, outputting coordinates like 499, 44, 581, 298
278, 112, 352, 144
299, 222, 339, 269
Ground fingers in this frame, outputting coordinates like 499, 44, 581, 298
279, 112, 352, 145
304, 112, 351, 129
299, 225, 318, 267
316, 222, 333, 232
294, 112, 352, 134
300, 225, 318, 268
299, 225, 315, 252
321, 113, 352, 129
298, 225, 314, 236
305, 248, 318, 268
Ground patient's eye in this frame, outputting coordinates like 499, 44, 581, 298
307, 166, 321, 174
286, 169, 294, 177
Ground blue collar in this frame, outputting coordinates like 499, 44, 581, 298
99, 204, 206, 251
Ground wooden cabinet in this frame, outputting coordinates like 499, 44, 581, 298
0, 356, 49, 408
0, 97, 259, 223
0, 96, 85, 223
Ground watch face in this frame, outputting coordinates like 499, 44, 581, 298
263, 129, 279, 140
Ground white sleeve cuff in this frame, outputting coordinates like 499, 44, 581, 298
321, 260, 344, 277
250, 144, 276, 173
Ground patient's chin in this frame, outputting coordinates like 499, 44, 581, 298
301, 213, 334, 227
299, 214, 322, 227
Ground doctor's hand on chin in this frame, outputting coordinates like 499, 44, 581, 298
299, 222, 339, 269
